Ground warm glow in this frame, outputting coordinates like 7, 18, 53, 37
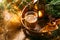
4, 10, 12, 21
0, 0, 3, 2
10, 14, 20, 23
34, 0, 37, 3
40, 23, 58, 33
4, 10, 20, 23
34, 4, 38, 9
17, 11, 22, 18
38, 11, 43, 17
13, 5, 19, 10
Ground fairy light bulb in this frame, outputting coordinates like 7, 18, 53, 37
38, 11, 43, 17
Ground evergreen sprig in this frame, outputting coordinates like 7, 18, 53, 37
46, 0, 60, 18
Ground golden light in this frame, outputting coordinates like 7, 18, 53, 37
13, 5, 19, 10
38, 11, 43, 17
3, 10, 21, 30
34, 4, 38, 10
3, 10, 20, 23
40, 22, 58, 33
10, 14, 20, 23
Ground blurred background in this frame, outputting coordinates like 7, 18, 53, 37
0, 0, 60, 40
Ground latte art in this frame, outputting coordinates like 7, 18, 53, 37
25, 15, 37, 23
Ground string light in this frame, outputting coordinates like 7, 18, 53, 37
38, 11, 43, 17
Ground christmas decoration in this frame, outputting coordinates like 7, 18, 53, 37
0, 0, 60, 40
